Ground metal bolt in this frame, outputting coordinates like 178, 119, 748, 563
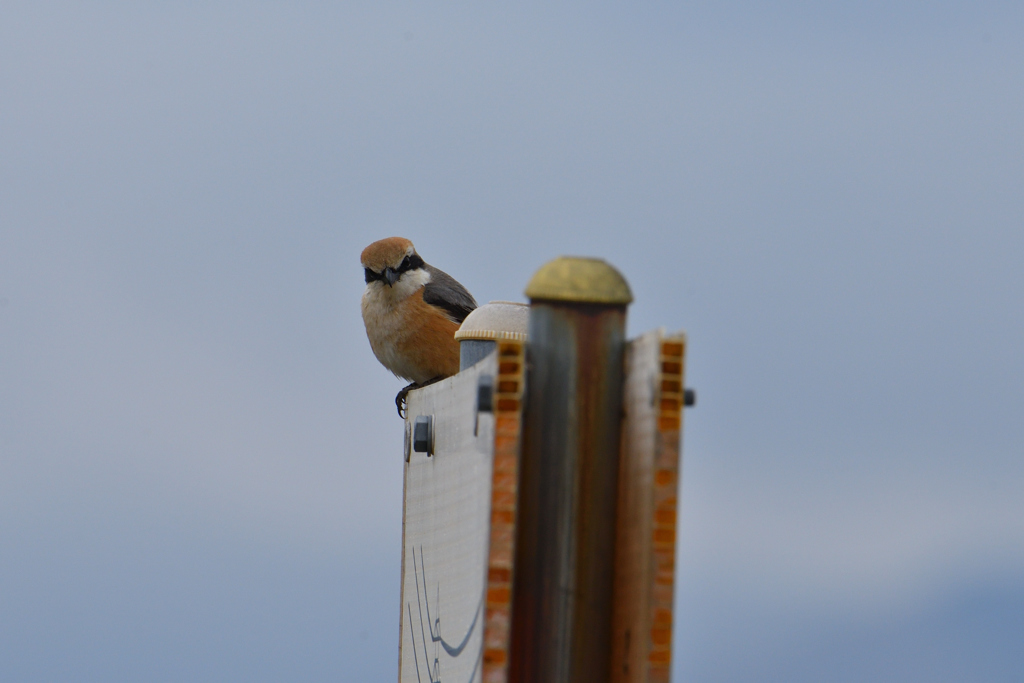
413, 415, 434, 455
478, 374, 494, 413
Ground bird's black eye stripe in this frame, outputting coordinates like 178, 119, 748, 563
365, 268, 381, 283
396, 254, 424, 273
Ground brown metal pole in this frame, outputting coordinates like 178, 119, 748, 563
509, 257, 633, 683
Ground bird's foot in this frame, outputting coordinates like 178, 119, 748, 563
394, 376, 447, 419
395, 382, 418, 419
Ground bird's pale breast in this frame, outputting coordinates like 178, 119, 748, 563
361, 276, 460, 383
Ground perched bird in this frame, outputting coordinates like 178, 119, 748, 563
360, 237, 477, 416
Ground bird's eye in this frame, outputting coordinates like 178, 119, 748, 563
398, 256, 411, 272
364, 268, 380, 283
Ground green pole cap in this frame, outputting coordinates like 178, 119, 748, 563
524, 256, 633, 305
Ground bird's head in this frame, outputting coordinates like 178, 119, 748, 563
361, 237, 426, 289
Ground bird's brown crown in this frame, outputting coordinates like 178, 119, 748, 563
361, 237, 416, 272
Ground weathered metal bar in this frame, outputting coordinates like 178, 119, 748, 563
482, 339, 526, 682
610, 330, 688, 683
509, 257, 633, 683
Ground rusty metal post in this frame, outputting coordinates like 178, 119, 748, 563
509, 257, 633, 683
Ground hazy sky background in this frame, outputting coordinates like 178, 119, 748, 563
1, 2, 1022, 681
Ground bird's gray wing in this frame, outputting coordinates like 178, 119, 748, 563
423, 264, 477, 323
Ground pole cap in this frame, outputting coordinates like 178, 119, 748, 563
525, 256, 633, 305
454, 301, 530, 341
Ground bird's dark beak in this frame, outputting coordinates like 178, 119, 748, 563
383, 267, 399, 287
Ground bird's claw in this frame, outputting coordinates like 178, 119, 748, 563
395, 383, 417, 419
394, 377, 446, 418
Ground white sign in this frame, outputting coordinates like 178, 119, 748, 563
398, 354, 498, 683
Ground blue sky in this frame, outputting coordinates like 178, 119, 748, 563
1, 2, 1022, 681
